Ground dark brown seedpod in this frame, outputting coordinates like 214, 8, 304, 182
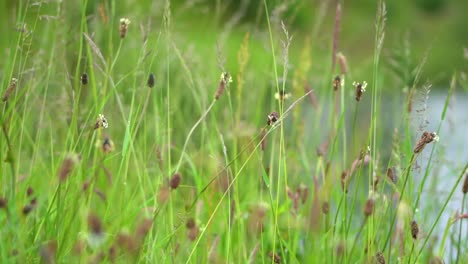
353, 81, 367, 101
88, 213, 104, 236
322, 201, 330, 215
108, 245, 117, 262
387, 167, 395, 183
147, 73, 155, 88
0, 197, 7, 209
22, 205, 33, 215
414, 131, 438, 153
169, 173, 181, 190
26, 187, 34, 197
462, 173, 468, 194
267, 111, 279, 126
375, 252, 385, 264
268, 252, 281, 264
57, 154, 79, 182
102, 135, 114, 154
186, 218, 196, 229
364, 199, 374, 217
187, 226, 199, 241
2, 78, 18, 102
411, 220, 419, 240
119, 18, 130, 38
80, 73, 88, 85
333, 75, 342, 91
341, 171, 348, 193
214, 72, 232, 100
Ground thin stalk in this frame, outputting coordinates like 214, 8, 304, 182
455, 194, 466, 264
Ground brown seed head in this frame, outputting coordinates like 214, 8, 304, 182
186, 218, 196, 229
102, 136, 115, 154
337, 52, 348, 75
215, 72, 232, 100
353, 81, 367, 101
260, 128, 268, 151
462, 173, 468, 194
375, 252, 385, 264
0, 197, 7, 209
119, 18, 131, 38
135, 218, 153, 242
2, 78, 18, 102
411, 220, 419, 240
57, 154, 80, 182
80, 73, 88, 85
22, 204, 35, 215
364, 198, 374, 217
341, 171, 348, 193
26, 187, 34, 197
94, 114, 109, 129
414, 131, 438, 153
188, 226, 199, 241
333, 75, 342, 91
147, 73, 155, 88
268, 252, 281, 264
87, 213, 103, 236
169, 173, 181, 190
387, 167, 395, 183
322, 201, 330, 215
267, 111, 279, 126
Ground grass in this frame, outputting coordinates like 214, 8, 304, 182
1, 0, 468, 263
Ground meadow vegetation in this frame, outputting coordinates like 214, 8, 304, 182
1, 0, 467, 263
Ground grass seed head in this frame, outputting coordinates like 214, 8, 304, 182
57, 154, 80, 182
95, 114, 109, 129
364, 198, 374, 217
169, 173, 181, 190
157, 186, 170, 204
101, 135, 115, 154
267, 111, 279, 126
333, 75, 342, 91
215, 72, 232, 100
411, 220, 419, 240
0, 197, 7, 209
119, 18, 131, 38
268, 252, 281, 263
413, 131, 438, 153
80, 73, 88, 85
2, 78, 18, 102
322, 201, 329, 215
387, 167, 395, 183
274, 90, 292, 101
462, 173, 468, 194
353, 81, 367, 101
375, 252, 385, 264
147, 73, 155, 88
26, 186, 34, 197
88, 213, 104, 237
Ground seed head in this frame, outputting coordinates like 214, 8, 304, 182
169, 173, 181, 190
147, 73, 155, 88
462, 173, 468, 194
268, 252, 281, 264
333, 75, 343, 91
322, 201, 329, 214
214, 72, 232, 100
57, 154, 80, 182
119, 18, 131, 38
411, 220, 419, 240
101, 135, 114, 153
2, 78, 18, 102
27, 187, 34, 197
88, 213, 103, 236
95, 114, 109, 129
337, 52, 348, 74
0, 197, 7, 209
353, 81, 367, 101
387, 167, 395, 183
80, 73, 88, 85
274, 90, 292, 101
364, 198, 374, 217
186, 218, 196, 229
375, 252, 385, 264
413, 131, 438, 153
267, 111, 279, 126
